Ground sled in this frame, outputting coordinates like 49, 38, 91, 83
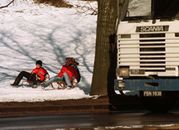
16, 74, 51, 88
50, 78, 78, 90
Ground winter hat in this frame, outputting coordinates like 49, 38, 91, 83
65, 57, 79, 66
65, 57, 73, 66
36, 60, 42, 66
72, 58, 79, 66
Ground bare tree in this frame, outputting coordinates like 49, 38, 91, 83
90, 0, 128, 96
75, 1, 97, 15
0, 0, 15, 9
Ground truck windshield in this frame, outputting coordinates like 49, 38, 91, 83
127, 0, 151, 18
125, 0, 179, 20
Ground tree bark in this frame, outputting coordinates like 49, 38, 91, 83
90, 0, 118, 96
90, 0, 128, 96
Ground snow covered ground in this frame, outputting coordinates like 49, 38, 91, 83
0, 0, 97, 102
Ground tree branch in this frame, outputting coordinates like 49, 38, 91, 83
74, 1, 97, 15
0, 0, 15, 9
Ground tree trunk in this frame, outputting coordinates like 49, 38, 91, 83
90, 0, 118, 96
90, 0, 128, 96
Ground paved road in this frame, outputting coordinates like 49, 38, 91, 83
1, 111, 179, 130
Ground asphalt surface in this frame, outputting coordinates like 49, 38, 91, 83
1, 96, 179, 129
1, 111, 179, 130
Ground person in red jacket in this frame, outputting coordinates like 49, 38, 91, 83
11, 60, 49, 87
43, 57, 80, 88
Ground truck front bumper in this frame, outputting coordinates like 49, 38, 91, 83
115, 78, 179, 96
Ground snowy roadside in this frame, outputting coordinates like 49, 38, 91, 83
0, 0, 97, 102
0, 87, 93, 102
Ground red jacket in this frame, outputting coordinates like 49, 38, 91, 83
32, 67, 48, 81
58, 65, 79, 81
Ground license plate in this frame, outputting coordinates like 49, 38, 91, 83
143, 91, 162, 97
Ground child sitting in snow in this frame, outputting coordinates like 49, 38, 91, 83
42, 57, 81, 89
11, 60, 49, 88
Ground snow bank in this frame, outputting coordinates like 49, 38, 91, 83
0, 87, 92, 102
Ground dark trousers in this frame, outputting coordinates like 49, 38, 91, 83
12, 71, 37, 85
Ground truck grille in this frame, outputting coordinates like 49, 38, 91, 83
139, 33, 166, 72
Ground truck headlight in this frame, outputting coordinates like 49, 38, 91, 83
114, 79, 125, 90
118, 80, 125, 89
117, 66, 129, 77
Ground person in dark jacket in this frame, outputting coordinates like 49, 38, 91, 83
11, 60, 49, 87
43, 57, 80, 88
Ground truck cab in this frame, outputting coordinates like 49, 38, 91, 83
115, 0, 179, 99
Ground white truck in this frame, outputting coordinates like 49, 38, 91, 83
115, 0, 179, 110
